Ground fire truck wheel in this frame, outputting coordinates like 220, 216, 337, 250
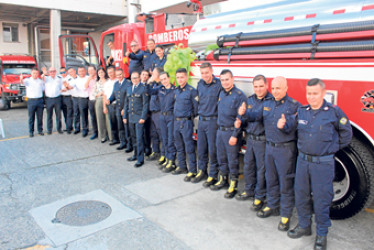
330, 137, 374, 220
0, 97, 10, 110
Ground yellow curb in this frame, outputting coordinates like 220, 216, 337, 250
0, 135, 29, 142
365, 208, 374, 213
22, 244, 51, 250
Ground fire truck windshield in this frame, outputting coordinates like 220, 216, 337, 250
2, 64, 35, 75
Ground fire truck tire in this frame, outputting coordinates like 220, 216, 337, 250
0, 97, 10, 110
330, 137, 374, 220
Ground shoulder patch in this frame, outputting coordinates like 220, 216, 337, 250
340, 117, 348, 125
247, 104, 252, 109
264, 107, 271, 111
237, 90, 242, 95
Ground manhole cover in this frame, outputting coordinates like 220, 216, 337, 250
52, 200, 112, 226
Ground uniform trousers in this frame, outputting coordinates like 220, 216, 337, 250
216, 129, 240, 178
61, 95, 73, 132
174, 119, 196, 172
160, 114, 175, 160
265, 141, 297, 218
197, 118, 218, 177
45, 96, 62, 132
27, 98, 44, 133
295, 155, 335, 236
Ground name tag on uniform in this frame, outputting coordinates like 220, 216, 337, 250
248, 104, 252, 109
264, 107, 271, 111
298, 120, 308, 125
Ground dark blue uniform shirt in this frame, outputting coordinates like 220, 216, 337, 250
297, 100, 352, 156
123, 83, 149, 123
143, 50, 156, 72
152, 54, 167, 70
128, 50, 145, 75
242, 92, 273, 136
217, 85, 247, 129
148, 85, 175, 113
146, 81, 161, 112
197, 76, 221, 117
109, 79, 131, 111
261, 94, 301, 143
174, 84, 198, 118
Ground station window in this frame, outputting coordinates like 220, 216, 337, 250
2, 23, 19, 42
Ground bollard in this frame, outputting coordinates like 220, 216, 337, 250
0, 119, 5, 138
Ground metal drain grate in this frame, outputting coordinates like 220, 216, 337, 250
52, 200, 112, 226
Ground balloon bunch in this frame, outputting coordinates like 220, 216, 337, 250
164, 43, 196, 86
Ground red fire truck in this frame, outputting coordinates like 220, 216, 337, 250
188, 0, 374, 220
58, 0, 374, 220
0, 54, 38, 110
58, 13, 196, 78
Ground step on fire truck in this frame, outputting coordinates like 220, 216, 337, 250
58, 0, 374, 220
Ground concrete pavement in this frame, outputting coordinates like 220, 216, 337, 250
0, 105, 373, 250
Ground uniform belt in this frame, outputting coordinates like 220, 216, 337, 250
299, 152, 334, 163
77, 97, 89, 99
27, 97, 43, 100
199, 116, 218, 121
46, 96, 61, 99
62, 95, 71, 97
219, 126, 235, 131
161, 111, 173, 116
175, 117, 191, 121
266, 141, 295, 147
247, 134, 266, 141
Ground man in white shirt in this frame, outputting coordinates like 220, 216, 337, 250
67, 67, 80, 134
85, 65, 98, 140
60, 67, 74, 134
74, 66, 90, 137
43, 67, 63, 134
103, 66, 119, 144
20, 67, 45, 137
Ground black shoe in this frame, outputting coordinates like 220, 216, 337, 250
101, 139, 107, 143
47, 131, 52, 135
58, 130, 63, 134
172, 167, 188, 175
314, 235, 327, 250
203, 177, 217, 188
224, 178, 238, 199
82, 131, 88, 137
257, 207, 280, 218
184, 172, 196, 182
74, 130, 80, 134
288, 225, 312, 239
278, 217, 290, 232
127, 155, 137, 161
90, 133, 98, 140
163, 161, 176, 173
125, 147, 134, 153
116, 143, 126, 150
134, 161, 144, 168
109, 140, 119, 146
29, 132, 34, 138
158, 155, 166, 165
210, 174, 229, 191
63, 129, 67, 132
235, 191, 254, 201
191, 170, 207, 183
251, 199, 264, 211
38, 132, 44, 136
67, 130, 72, 134
145, 148, 152, 156
147, 152, 160, 161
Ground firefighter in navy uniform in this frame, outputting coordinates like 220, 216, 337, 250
123, 72, 149, 167
148, 72, 177, 172
172, 68, 199, 179
249, 76, 301, 232
191, 62, 222, 186
210, 69, 247, 199
108, 68, 132, 151
287, 79, 352, 250
235, 75, 272, 210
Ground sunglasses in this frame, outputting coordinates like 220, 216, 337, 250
60, 71, 66, 74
